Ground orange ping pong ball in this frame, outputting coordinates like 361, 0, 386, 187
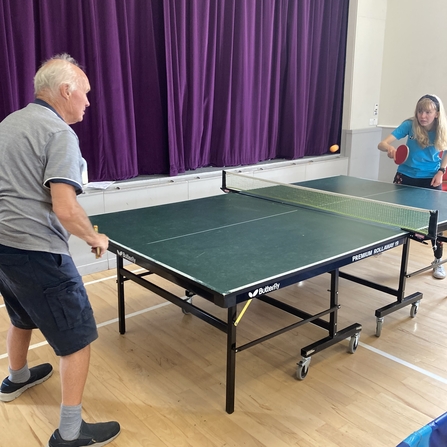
329, 144, 339, 153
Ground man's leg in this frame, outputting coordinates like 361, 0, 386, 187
57, 345, 90, 441
50, 344, 120, 446
60, 344, 90, 406
0, 324, 53, 402
7, 325, 32, 370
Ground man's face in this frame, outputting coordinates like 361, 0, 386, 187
62, 69, 91, 124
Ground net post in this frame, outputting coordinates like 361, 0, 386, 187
428, 210, 439, 239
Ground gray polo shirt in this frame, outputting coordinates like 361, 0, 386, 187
0, 102, 84, 255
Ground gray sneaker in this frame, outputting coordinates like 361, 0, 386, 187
433, 259, 446, 279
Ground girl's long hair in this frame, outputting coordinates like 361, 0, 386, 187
412, 94, 447, 150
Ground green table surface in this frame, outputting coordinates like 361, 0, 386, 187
91, 175, 445, 298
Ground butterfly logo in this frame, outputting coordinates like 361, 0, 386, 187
248, 289, 259, 298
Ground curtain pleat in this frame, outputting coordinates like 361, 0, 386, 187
0, 0, 349, 180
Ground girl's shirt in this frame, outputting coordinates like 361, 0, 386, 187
392, 119, 440, 178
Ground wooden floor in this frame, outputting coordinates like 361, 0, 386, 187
1, 239, 447, 446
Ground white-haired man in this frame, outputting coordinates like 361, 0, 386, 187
0, 54, 120, 446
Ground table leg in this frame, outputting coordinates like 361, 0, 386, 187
225, 305, 237, 414
117, 255, 126, 334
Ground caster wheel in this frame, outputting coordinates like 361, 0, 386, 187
296, 357, 311, 380
348, 333, 359, 353
410, 301, 420, 318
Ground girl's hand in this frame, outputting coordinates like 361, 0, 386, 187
387, 146, 396, 159
431, 171, 444, 187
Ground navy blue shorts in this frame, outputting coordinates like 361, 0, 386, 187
0, 244, 98, 356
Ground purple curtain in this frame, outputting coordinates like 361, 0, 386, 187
0, 0, 349, 181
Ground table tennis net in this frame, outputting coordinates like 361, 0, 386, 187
223, 171, 436, 236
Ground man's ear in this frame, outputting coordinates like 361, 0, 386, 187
59, 83, 70, 100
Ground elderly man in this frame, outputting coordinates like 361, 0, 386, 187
0, 54, 120, 446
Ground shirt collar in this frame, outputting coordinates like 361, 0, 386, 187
33, 98, 64, 121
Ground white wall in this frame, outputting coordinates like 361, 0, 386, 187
379, 0, 447, 127
342, 0, 388, 180
343, 0, 387, 131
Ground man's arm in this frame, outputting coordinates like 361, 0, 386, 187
50, 182, 109, 257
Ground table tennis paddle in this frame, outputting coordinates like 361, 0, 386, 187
394, 144, 409, 165
93, 225, 101, 258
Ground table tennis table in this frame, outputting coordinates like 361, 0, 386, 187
90, 173, 447, 414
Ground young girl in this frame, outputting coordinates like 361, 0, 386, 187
378, 94, 447, 279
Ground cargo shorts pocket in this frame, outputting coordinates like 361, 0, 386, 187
44, 277, 90, 331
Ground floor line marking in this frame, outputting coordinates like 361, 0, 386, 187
358, 341, 447, 384
1, 273, 446, 386
0, 301, 172, 360
96, 302, 171, 328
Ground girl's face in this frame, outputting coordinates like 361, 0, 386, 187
417, 105, 439, 130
